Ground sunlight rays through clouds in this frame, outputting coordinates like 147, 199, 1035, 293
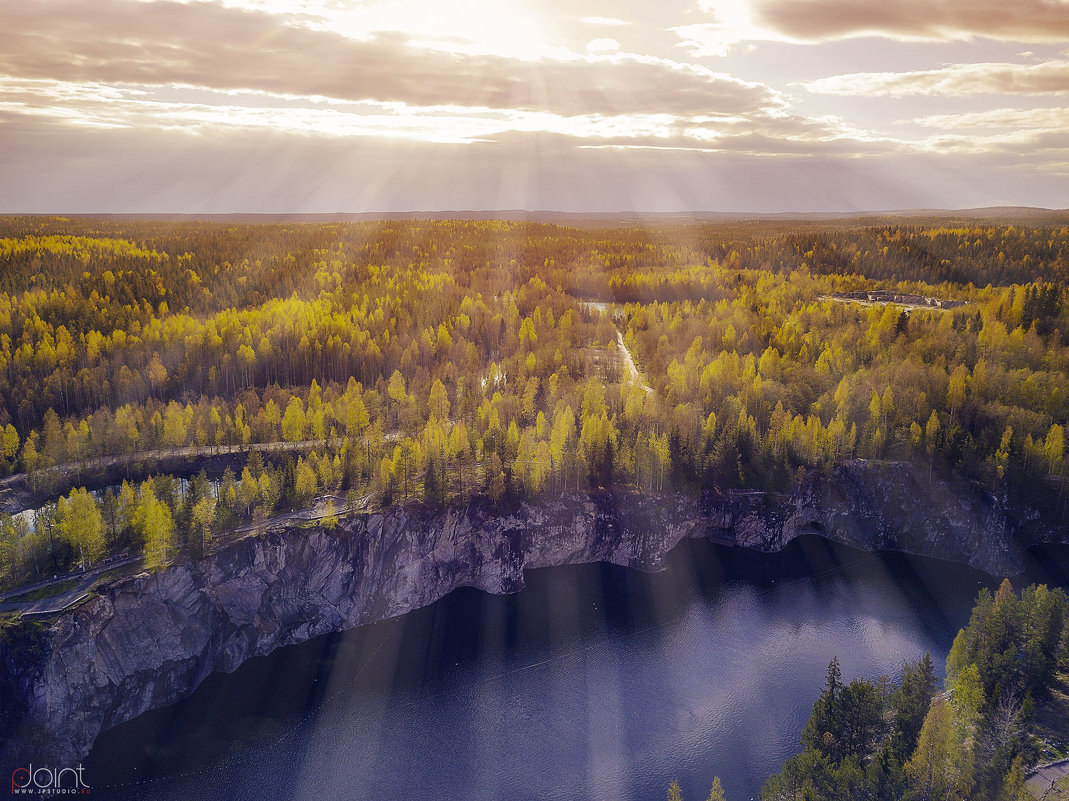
0, 0, 1066, 211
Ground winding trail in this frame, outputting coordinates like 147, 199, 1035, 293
0, 437, 342, 493
616, 331, 653, 395
0, 434, 405, 517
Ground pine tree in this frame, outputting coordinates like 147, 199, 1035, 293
802, 657, 843, 760
706, 777, 726, 801
667, 780, 683, 801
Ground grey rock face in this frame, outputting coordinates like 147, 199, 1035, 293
1, 462, 1062, 767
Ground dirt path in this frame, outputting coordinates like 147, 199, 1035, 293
0, 437, 342, 492
1029, 759, 1069, 799
0, 491, 366, 616
0, 555, 141, 615
616, 331, 653, 395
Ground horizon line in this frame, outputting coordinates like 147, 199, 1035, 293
3, 205, 1068, 223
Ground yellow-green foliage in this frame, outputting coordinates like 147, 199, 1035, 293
0, 217, 1066, 584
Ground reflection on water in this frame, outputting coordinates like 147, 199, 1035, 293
84, 537, 1068, 801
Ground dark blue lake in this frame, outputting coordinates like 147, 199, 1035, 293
83, 537, 1069, 800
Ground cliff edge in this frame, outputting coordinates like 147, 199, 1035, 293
1, 460, 1063, 767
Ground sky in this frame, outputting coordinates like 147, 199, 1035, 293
1, 0, 1068, 213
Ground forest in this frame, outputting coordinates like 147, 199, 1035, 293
0, 215, 1066, 587
758, 580, 1069, 800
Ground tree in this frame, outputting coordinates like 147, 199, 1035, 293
146, 353, 167, 395
667, 780, 683, 801
550, 406, 577, 490
41, 408, 65, 466
519, 316, 537, 348
579, 410, 617, 487
346, 391, 370, 437
888, 653, 937, 763
993, 425, 1014, 484
239, 467, 260, 515
56, 488, 105, 568
803, 657, 844, 759
295, 457, 318, 504
191, 495, 214, 551
486, 452, 506, 499
424, 452, 444, 504
904, 695, 974, 801
836, 678, 885, 761
379, 450, 399, 505
996, 756, 1030, 801
388, 370, 407, 426
449, 421, 472, 494
428, 378, 450, 421
761, 747, 829, 800
117, 480, 138, 536
924, 410, 940, 478
282, 397, 307, 442
391, 437, 419, 501
101, 488, 119, 543
237, 343, 256, 386
21, 432, 40, 489
139, 485, 175, 570
1045, 423, 1065, 477
162, 401, 188, 447
706, 777, 726, 801
1, 423, 19, 463
946, 365, 968, 427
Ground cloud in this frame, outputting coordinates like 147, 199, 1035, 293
674, 1, 763, 57
586, 38, 621, 54
915, 130, 1069, 157
0, 77, 710, 144
0, 77, 871, 160
750, 0, 1069, 43
889, 107, 1069, 159
680, 0, 1069, 51
909, 106, 1069, 130
581, 16, 631, 26
0, 0, 777, 119
805, 59, 1069, 96
2, 0, 1066, 213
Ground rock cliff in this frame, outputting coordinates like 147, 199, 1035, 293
1, 461, 1063, 767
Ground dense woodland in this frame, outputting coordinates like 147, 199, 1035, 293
0, 216, 1067, 587
758, 581, 1069, 801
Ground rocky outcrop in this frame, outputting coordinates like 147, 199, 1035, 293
734, 460, 1034, 576
1, 461, 1063, 767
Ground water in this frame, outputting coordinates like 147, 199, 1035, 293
83, 537, 1069, 800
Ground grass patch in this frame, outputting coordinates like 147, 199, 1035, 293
4, 577, 81, 603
